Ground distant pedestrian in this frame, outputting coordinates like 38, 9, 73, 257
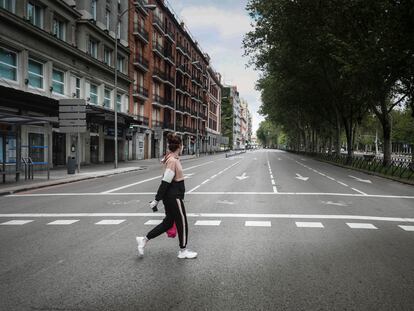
136, 133, 197, 259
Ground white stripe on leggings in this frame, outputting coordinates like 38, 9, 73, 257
176, 199, 187, 247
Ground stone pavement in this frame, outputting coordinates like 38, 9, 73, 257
0, 155, 197, 196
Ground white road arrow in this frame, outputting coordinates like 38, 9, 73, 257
295, 173, 309, 181
349, 175, 372, 184
217, 200, 236, 205
236, 172, 249, 180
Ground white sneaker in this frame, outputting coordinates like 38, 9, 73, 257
136, 236, 146, 257
177, 249, 198, 259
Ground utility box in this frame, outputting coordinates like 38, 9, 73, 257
67, 156, 76, 174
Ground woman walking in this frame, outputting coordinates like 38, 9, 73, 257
136, 133, 197, 259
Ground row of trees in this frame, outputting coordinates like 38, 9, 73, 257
243, 0, 414, 165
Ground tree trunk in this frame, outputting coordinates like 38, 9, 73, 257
335, 118, 341, 155
343, 118, 354, 165
382, 113, 392, 166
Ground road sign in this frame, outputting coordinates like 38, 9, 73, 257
60, 120, 86, 127
59, 113, 86, 120
60, 126, 87, 133
59, 105, 86, 113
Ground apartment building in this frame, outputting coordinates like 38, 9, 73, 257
129, 0, 216, 158
206, 66, 222, 153
0, 0, 134, 171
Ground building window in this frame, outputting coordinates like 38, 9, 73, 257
28, 133, 44, 163
116, 94, 121, 112
28, 58, 43, 89
105, 9, 110, 29
104, 88, 111, 108
52, 69, 64, 94
53, 18, 66, 41
117, 56, 124, 73
91, 0, 97, 20
88, 37, 98, 58
104, 47, 112, 66
0, 47, 17, 81
27, 2, 43, 28
0, 0, 15, 12
74, 77, 81, 98
90, 83, 98, 104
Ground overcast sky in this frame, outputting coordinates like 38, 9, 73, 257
169, 0, 264, 134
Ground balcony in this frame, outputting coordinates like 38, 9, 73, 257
152, 94, 165, 107
152, 67, 166, 83
133, 85, 149, 100
176, 125, 185, 133
136, 0, 150, 15
183, 106, 192, 115
192, 76, 203, 88
152, 15, 165, 34
152, 119, 163, 128
152, 41, 164, 58
176, 42, 189, 57
164, 49, 175, 65
165, 74, 175, 87
133, 54, 149, 72
133, 115, 149, 127
176, 104, 185, 113
133, 23, 149, 43
163, 121, 174, 130
164, 98, 175, 109
176, 66, 186, 76
164, 27, 175, 43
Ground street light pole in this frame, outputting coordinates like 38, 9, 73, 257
114, 3, 156, 169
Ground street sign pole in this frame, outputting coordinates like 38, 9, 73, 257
77, 100, 81, 173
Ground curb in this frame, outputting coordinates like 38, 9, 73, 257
0, 167, 145, 196
315, 158, 414, 186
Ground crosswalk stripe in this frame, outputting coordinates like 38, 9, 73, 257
347, 223, 377, 229
95, 220, 126, 225
0, 220, 34, 225
195, 220, 221, 226
245, 221, 271, 227
296, 222, 324, 228
399, 225, 414, 232
47, 220, 80, 225
144, 220, 163, 225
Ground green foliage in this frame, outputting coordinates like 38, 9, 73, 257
244, 0, 414, 163
221, 94, 234, 148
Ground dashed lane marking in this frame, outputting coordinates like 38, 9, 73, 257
187, 161, 240, 193
267, 160, 278, 193
145, 220, 163, 225
346, 223, 377, 230
47, 220, 79, 225
6, 192, 414, 199
0, 220, 34, 225
296, 222, 324, 228
399, 225, 414, 232
1, 213, 413, 223
245, 221, 271, 227
95, 220, 126, 225
101, 161, 215, 193
195, 220, 221, 226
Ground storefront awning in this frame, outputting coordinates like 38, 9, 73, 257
0, 113, 58, 125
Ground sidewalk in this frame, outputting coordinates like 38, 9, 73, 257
0, 155, 197, 196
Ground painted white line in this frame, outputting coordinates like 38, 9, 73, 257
273, 186, 278, 193
95, 219, 126, 225
187, 161, 240, 193
2, 213, 413, 223
144, 220, 163, 225
399, 225, 414, 232
271, 180, 276, 185
346, 223, 377, 229
245, 221, 271, 227
47, 220, 79, 225
101, 161, 215, 193
102, 176, 161, 194
296, 222, 324, 228
327, 176, 335, 181
337, 181, 349, 187
7, 192, 414, 199
0, 220, 34, 225
270, 175, 274, 179
195, 220, 221, 226
351, 188, 367, 196
216, 200, 235, 205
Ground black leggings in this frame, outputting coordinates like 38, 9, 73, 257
146, 198, 188, 249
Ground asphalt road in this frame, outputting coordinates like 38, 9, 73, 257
0, 150, 413, 311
